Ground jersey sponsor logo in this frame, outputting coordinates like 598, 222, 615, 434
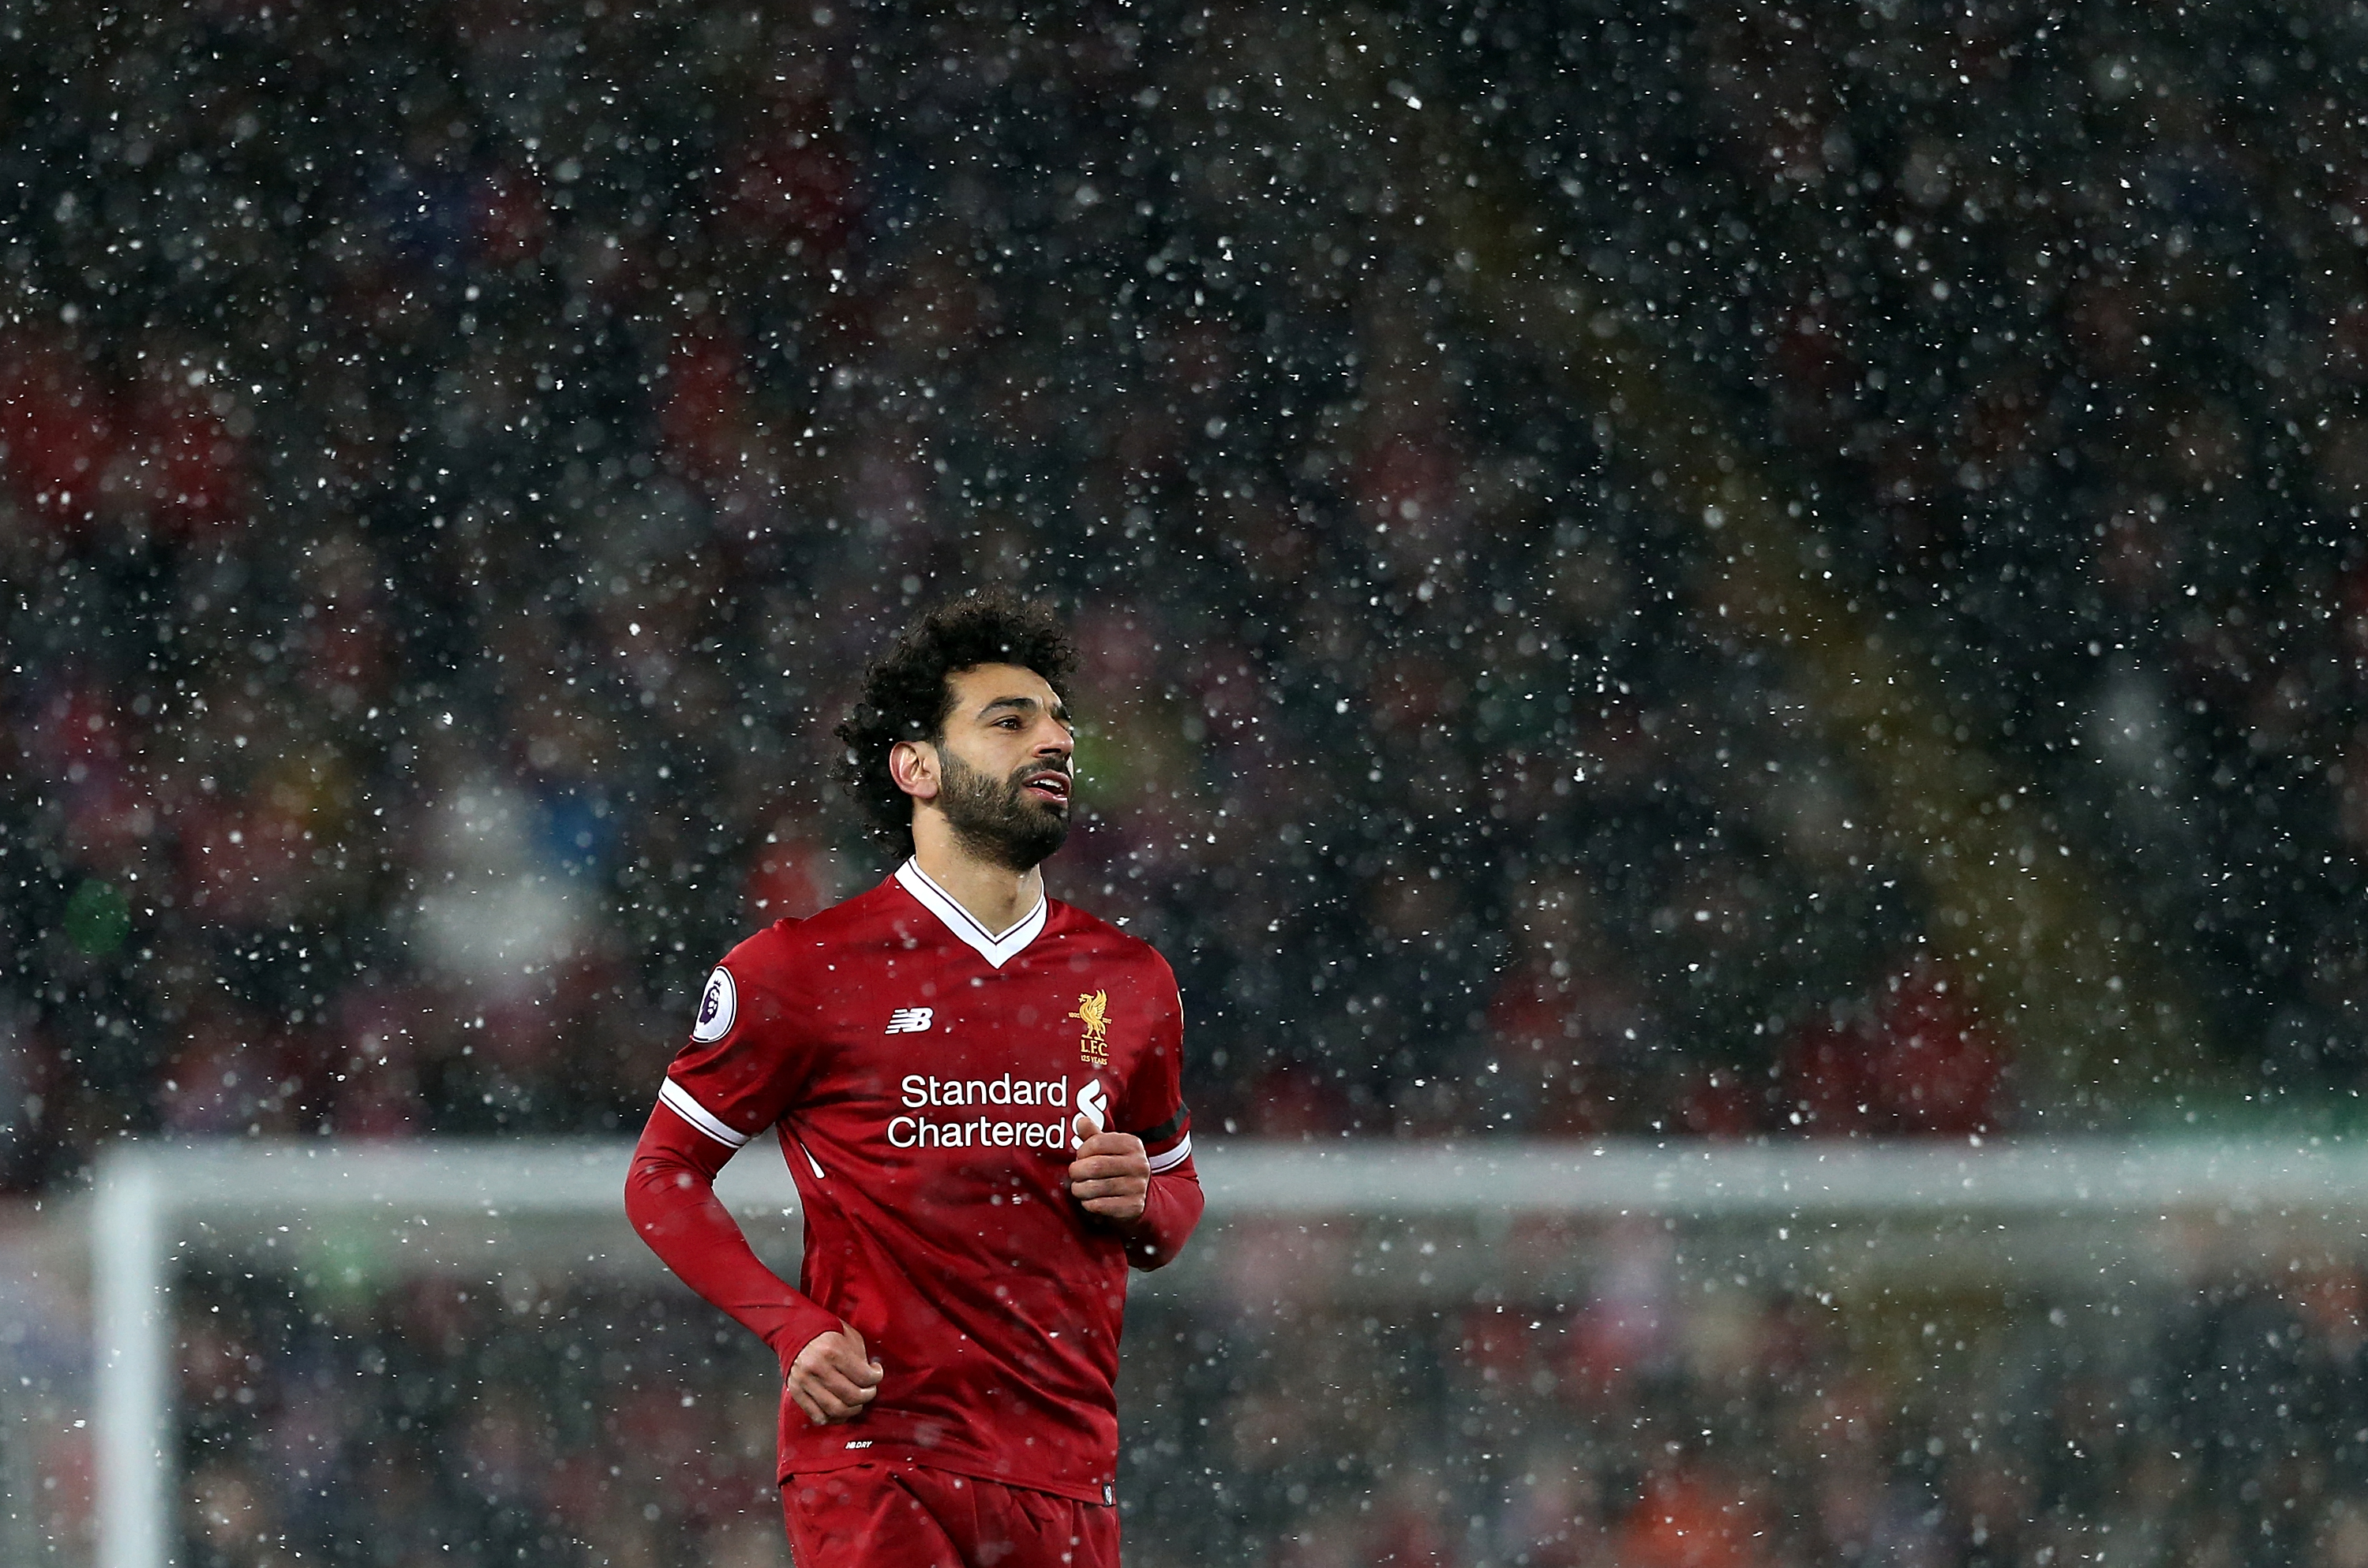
902, 1073, 1066, 1108
889, 1112, 1074, 1151
691, 967, 737, 1042
888, 1073, 1076, 1153
884, 1006, 935, 1034
1073, 1078, 1107, 1149
1069, 990, 1111, 1065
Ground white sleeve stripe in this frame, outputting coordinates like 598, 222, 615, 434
659, 1079, 750, 1148
1145, 1133, 1192, 1174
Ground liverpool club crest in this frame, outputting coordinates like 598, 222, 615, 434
1070, 990, 1110, 1065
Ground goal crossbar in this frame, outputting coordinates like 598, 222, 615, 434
89, 1135, 2368, 1568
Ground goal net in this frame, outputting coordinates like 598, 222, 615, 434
60, 1137, 2368, 1568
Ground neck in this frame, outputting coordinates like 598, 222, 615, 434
909, 818, 1044, 935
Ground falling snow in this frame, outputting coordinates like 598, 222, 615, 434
9, 2, 2368, 1563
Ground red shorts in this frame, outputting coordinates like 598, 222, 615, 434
781, 1462, 1118, 1568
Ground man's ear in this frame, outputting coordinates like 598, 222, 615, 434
889, 739, 939, 802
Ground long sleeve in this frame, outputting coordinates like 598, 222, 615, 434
624, 1101, 841, 1362
1118, 1151, 1204, 1270
1107, 960, 1203, 1271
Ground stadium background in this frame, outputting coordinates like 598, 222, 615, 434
8, 0, 2368, 1562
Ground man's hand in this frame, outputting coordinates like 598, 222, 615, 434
1068, 1129, 1149, 1224
785, 1324, 882, 1427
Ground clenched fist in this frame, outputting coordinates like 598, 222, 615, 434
786, 1323, 882, 1427
1067, 1128, 1149, 1223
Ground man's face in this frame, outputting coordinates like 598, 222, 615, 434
924, 663, 1075, 872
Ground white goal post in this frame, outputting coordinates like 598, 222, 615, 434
88, 1135, 2368, 1568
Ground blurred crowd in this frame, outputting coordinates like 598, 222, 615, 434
36, 1242, 2353, 1568
1131, 1240, 2368, 1568
10, 0, 2368, 1189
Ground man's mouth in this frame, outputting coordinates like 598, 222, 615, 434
1020, 770, 1071, 806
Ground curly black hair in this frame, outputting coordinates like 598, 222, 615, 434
834, 588, 1079, 861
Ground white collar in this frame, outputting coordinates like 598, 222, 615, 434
894, 859, 1047, 968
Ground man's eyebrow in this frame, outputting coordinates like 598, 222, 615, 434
979, 694, 1070, 720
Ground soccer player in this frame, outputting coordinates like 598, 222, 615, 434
624, 589, 1203, 1568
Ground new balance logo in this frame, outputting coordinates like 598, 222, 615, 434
885, 1007, 935, 1035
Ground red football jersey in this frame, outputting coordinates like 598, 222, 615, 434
637, 859, 1202, 1503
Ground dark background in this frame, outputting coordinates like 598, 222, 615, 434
9, 0, 2368, 1191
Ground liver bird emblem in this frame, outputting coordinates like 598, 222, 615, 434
1070, 990, 1110, 1062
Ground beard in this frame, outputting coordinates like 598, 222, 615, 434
936, 749, 1070, 872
